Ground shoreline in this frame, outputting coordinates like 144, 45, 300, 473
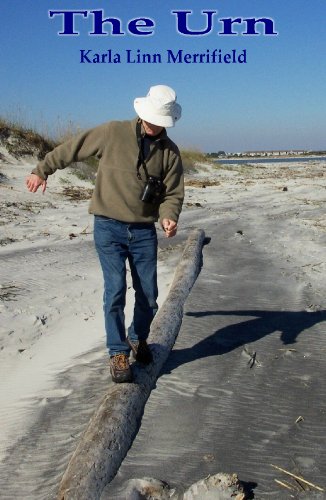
217, 154, 326, 161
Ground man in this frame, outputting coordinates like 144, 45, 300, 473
26, 85, 184, 383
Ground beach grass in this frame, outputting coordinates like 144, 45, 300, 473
0, 116, 56, 159
180, 149, 211, 172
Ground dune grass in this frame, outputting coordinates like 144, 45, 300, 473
0, 116, 56, 159
180, 149, 209, 172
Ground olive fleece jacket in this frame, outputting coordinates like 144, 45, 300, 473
32, 118, 184, 224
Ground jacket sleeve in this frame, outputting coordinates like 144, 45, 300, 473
32, 124, 107, 180
159, 151, 184, 223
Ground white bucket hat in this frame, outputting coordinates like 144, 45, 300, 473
134, 85, 182, 128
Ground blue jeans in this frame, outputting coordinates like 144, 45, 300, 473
94, 216, 158, 356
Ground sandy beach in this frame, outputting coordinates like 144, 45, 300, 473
104, 159, 326, 499
0, 145, 325, 498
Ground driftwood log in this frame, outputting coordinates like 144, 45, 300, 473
58, 228, 206, 500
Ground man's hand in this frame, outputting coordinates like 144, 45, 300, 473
26, 174, 47, 193
162, 218, 178, 238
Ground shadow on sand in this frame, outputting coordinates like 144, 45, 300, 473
160, 309, 326, 374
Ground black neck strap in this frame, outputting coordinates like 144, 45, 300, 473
136, 120, 149, 181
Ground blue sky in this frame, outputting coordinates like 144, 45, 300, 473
1, 0, 326, 152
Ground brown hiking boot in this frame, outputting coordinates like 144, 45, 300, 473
127, 338, 153, 365
109, 353, 133, 383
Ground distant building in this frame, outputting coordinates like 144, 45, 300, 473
241, 149, 308, 157
207, 149, 313, 158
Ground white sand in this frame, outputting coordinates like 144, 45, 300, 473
0, 149, 325, 498
182, 159, 325, 286
103, 158, 326, 499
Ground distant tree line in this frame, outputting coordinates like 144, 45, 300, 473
206, 151, 226, 158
